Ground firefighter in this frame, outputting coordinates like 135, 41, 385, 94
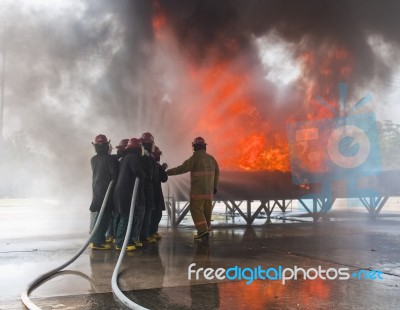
166, 137, 219, 239
114, 138, 129, 159
105, 138, 129, 243
89, 134, 118, 250
149, 146, 168, 239
113, 138, 145, 251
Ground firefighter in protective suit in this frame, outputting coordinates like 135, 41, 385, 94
113, 138, 146, 251
89, 134, 118, 250
167, 137, 219, 239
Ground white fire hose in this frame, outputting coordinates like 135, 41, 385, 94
111, 177, 148, 310
21, 177, 148, 310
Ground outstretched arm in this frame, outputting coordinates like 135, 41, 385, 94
166, 156, 194, 176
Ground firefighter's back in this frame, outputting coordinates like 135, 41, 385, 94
190, 150, 217, 198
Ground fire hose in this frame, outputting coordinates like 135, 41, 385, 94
21, 177, 148, 310
111, 178, 148, 310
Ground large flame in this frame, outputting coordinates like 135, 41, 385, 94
188, 62, 290, 171
151, 6, 353, 173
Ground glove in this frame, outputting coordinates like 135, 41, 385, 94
162, 163, 168, 170
213, 188, 217, 194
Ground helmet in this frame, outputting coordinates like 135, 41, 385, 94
153, 146, 162, 158
93, 134, 109, 145
126, 138, 142, 149
140, 132, 155, 144
192, 136, 207, 145
116, 138, 129, 150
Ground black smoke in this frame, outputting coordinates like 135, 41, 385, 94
158, 0, 400, 85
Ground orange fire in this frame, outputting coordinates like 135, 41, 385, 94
291, 46, 353, 174
300, 46, 353, 121
188, 61, 290, 171
151, 6, 353, 173
188, 45, 352, 172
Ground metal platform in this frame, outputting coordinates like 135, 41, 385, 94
165, 170, 400, 226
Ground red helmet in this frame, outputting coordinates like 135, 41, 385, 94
93, 134, 109, 145
140, 132, 155, 144
116, 138, 129, 150
153, 146, 162, 158
126, 138, 142, 149
192, 136, 207, 145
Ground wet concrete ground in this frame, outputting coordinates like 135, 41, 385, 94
1, 199, 400, 309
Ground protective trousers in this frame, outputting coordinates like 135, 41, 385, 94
140, 182, 154, 239
149, 209, 163, 236
115, 197, 145, 246
189, 199, 213, 233
91, 207, 112, 245
115, 214, 133, 247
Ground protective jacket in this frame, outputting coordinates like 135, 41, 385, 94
167, 149, 219, 200
89, 154, 118, 212
153, 163, 168, 210
113, 153, 145, 215
140, 153, 157, 210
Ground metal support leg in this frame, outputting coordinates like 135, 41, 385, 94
250, 200, 267, 224
313, 198, 318, 222
266, 201, 276, 223
359, 195, 388, 218
171, 197, 177, 227
247, 200, 252, 225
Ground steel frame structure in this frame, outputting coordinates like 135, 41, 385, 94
165, 194, 393, 227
